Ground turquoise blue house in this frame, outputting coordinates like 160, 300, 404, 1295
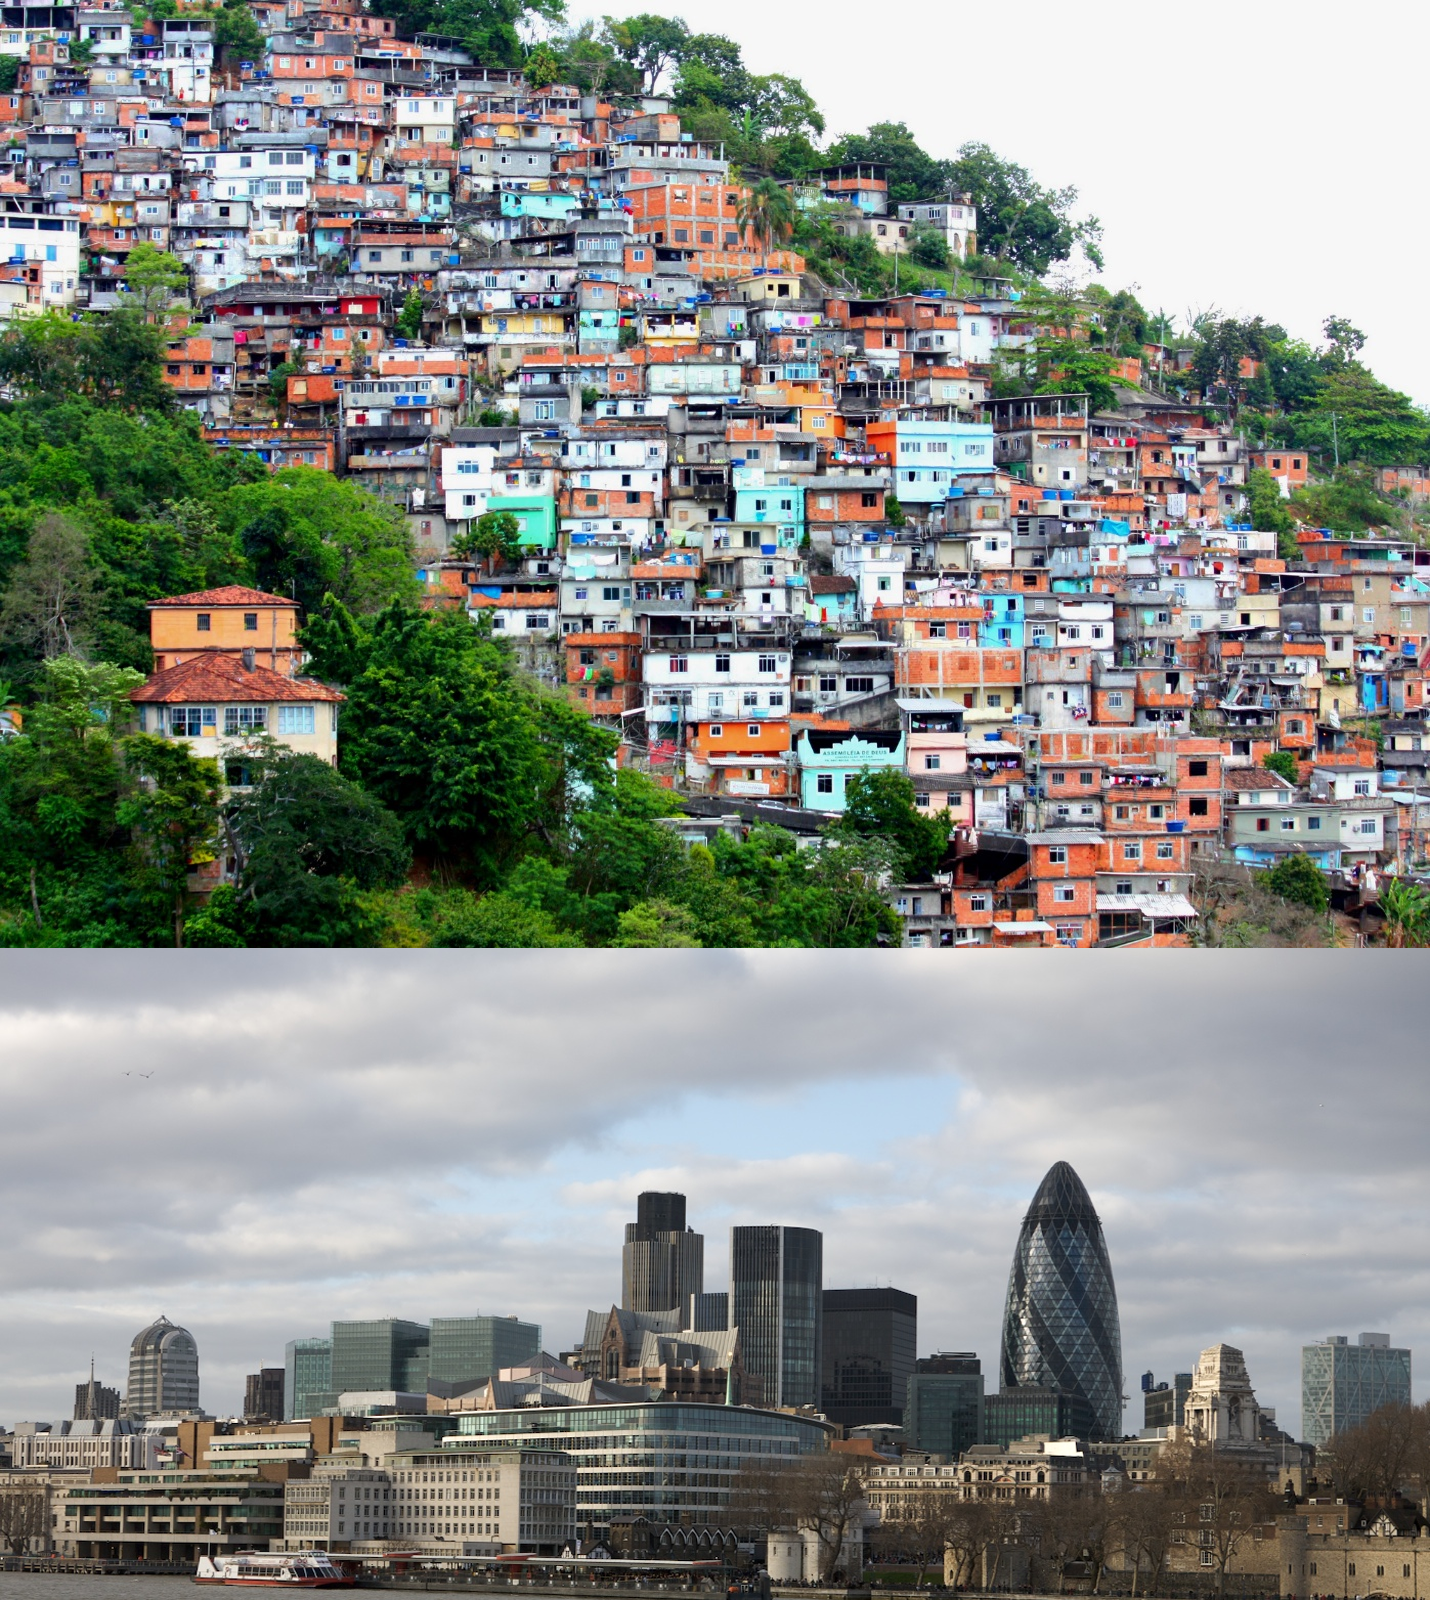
797, 728, 905, 811
978, 590, 1025, 648
733, 484, 805, 544
488, 494, 557, 550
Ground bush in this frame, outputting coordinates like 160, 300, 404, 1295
1257, 852, 1328, 914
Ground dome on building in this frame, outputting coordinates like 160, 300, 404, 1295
999, 1162, 1123, 1441
123, 1316, 200, 1420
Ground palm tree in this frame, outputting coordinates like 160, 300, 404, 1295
737, 179, 797, 267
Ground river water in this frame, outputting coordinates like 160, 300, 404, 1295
0, 1580, 193, 1600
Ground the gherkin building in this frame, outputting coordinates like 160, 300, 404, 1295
1000, 1161, 1123, 1440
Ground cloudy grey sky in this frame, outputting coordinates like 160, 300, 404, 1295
598, 0, 1428, 403
0, 952, 1426, 1441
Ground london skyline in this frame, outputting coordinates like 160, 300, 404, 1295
0, 952, 1422, 1431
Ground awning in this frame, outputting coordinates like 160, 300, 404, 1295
706, 755, 784, 768
992, 920, 1053, 934
1096, 893, 1198, 918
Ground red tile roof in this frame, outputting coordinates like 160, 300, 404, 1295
1224, 766, 1294, 792
130, 653, 344, 705
147, 586, 299, 609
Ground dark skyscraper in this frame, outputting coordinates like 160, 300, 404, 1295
1000, 1161, 1123, 1441
730, 1225, 823, 1409
905, 1353, 983, 1456
244, 1367, 285, 1421
820, 1288, 917, 1427
622, 1191, 704, 1314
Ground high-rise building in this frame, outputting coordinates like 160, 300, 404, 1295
983, 1385, 1095, 1449
1302, 1333, 1412, 1448
429, 1317, 542, 1389
999, 1161, 1123, 1441
74, 1364, 120, 1422
905, 1354, 983, 1457
122, 1316, 200, 1420
284, 1338, 332, 1422
244, 1368, 285, 1422
329, 1320, 430, 1396
1142, 1371, 1191, 1431
820, 1288, 917, 1427
729, 1225, 823, 1410
687, 1292, 728, 1332
623, 1192, 704, 1315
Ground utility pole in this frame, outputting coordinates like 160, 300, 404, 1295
1331, 410, 1340, 472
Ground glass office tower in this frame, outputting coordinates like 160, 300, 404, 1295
1302, 1334, 1412, 1447
285, 1337, 332, 1421
622, 1192, 705, 1315
730, 1225, 822, 1409
330, 1319, 430, 1396
905, 1353, 983, 1456
1000, 1161, 1123, 1441
429, 1316, 542, 1387
821, 1288, 917, 1426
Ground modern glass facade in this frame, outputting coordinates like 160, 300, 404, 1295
429, 1317, 542, 1388
731, 1226, 823, 1410
905, 1354, 983, 1456
284, 1338, 332, 1422
450, 1401, 833, 1530
622, 1192, 705, 1315
330, 1320, 430, 1396
1302, 1334, 1412, 1447
983, 1385, 1094, 1449
999, 1162, 1122, 1441
820, 1288, 917, 1427
1143, 1372, 1191, 1431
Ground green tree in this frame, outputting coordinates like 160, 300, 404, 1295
223, 739, 411, 946
122, 241, 189, 322
395, 289, 425, 341
907, 224, 950, 271
429, 887, 582, 945
224, 469, 417, 617
1248, 467, 1294, 543
612, 897, 702, 946
603, 12, 688, 93
523, 39, 562, 86
837, 768, 949, 880
825, 121, 948, 204
948, 142, 1103, 273
267, 358, 303, 413
1257, 852, 1328, 914
737, 177, 797, 262
1381, 878, 1430, 948
303, 600, 613, 880
0, 513, 100, 663
1261, 750, 1298, 784
451, 508, 522, 569
553, 19, 641, 98
0, 56, 19, 92
0, 308, 176, 413
117, 732, 222, 947
209, 0, 265, 67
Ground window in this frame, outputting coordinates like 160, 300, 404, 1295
243, 612, 258, 632
1188, 797, 1209, 817
925, 754, 941, 771
758, 655, 777, 673
928, 622, 946, 638
1046, 846, 1067, 864
1054, 886, 1076, 903
1353, 778, 1371, 796
1156, 843, 1174, 860
1051, 772, 1065, 785
1360, 818, 1378, 835
743, 692, 759, 708
169, 706, 216, 736
1280, 817, 1296, 831
602, 586, 621, 602
707, 724, 723, 737
1107, 691, 1124, 709
1256, 817, 1270, 832
1123, 842, 1142, 860
669, 656, 688, 673
715, 653, 731, 674
195, 613, 211, 631
1308, 816, 1322, 831
224, 705, 267, 735
816, 773, 833, 794
1079, 770, 1095, 786
278, 705, 316, 734
746, 723, 761, 738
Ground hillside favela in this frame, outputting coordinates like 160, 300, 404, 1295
0, 0, 1427, 947
2, 1170, 1423, 1593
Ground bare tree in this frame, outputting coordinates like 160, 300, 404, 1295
1325, 1402, 1425, 1506
868, 1495, 956, 1587
0, 1488, 48, 1554
731, 1454, 868, 1582
1029, 1492, 1096, 1594
941, 1498, 990, 1590
1117, 1486, 1180, 1599
1164, 1440, 1277, 1598
0, 513, 99, 660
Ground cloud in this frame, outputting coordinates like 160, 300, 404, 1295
0, 952, 1425, 1432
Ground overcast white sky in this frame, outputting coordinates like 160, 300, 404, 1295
596, 0, 1428, 404
2, 952, 1427, 1443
